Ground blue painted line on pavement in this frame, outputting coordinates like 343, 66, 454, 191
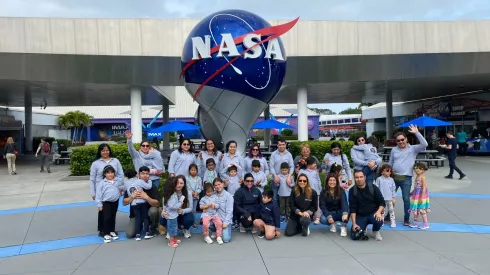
0, 245, 21, 258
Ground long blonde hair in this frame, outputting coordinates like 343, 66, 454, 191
6, 137, 14, 144
294, 173, 312, 200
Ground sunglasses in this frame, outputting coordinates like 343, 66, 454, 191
396, 139, 405, 142
252, 148, 259, 151
182, 143, 190, 146
245, 179, 254, 182
357, 139, 365, 142
298, 179, 307, 183
140, 144, 150, 147
384, 169, 391, 172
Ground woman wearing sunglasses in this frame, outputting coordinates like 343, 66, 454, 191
244, 144, 269, 176
350, 135, 381, 184
234, 173, 263, 233
125, 131, 164, 187
285, 174, 318, 237
168, 138, 197, 177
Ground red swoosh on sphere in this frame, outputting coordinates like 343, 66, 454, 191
180, 17, 300, 100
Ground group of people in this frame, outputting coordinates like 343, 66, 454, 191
89, 125, 443, 247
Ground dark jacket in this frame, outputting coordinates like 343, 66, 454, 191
234, 186, 262, 218
3, 143, 17, 156
289, 188, 318, 220
319, 188, 348, 219
348, 183, 385, 217
260, 201, 280, 228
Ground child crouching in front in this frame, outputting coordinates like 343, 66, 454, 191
124, 167, 153, 241
200, 183, 223, 245
253, 190, 281, 240
96, 165, 123, 243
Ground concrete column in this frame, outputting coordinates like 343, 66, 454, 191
264, 105, 271, 147
385, 89, 393, 140
24, 88, 33, 152
161, 100, 170, 160
130, 86, 143, 143
297, 85, 308, 141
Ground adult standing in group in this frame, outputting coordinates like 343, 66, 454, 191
168, 138, 196, 177
3, 137, 18, 175
123, 168, 161, 238
389, 125, 428, 226
197, 139, 222, 178
244, 144, 269, 175
35, 138, 53, 173
293, 143, 320, 173
89, 143, 124, 236
160, 175, 195, 239
349, 170, 385, 241
208, 178, 234, 243
219, 140, 244, 179
285, 173, 318, 237
322, 142, 352, 187
351, 135, 382, 184
234, 173, 262, 233
442, 131, 466, 180
125, 131, 165, 187
270, 139, 294, 202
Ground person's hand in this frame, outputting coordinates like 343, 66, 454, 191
348, 180, 352, 186
367, 161, 375, 169
302, 212, 310, 218
199, 151, 203, 160
248, 216, 252, 221
374, 212, 383, 222
177, 208, 183, 215
286, 176, 292, 185
169, 173, 175, 177
274, 174, 280, 184
163, 212, 169, 219
392, 198, 396, 204
323, 158, 329, 163
92, 196, 95, 200
342, 214, 348, 222
35, 153, 38, 158
192, 192, 198, 198
124, 130, 132, 139
328, 217, 334, 224
223, 223, 228, 229
139, 190, 149, 200
352, 223, 358, 231
239, 178, 243, 184
98, 207, 102, 211
297, 211, 303, 216
203, 208, 208, 212
210, 203, 216, 208
275, 230, 281, 238
408, 124, 419, 134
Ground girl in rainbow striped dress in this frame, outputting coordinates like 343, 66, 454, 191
409, 163, 431, 229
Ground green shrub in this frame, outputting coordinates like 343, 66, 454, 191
348, 131, 367, 141
371, 130, 387, 143
281, 129, 294, 136
55, 139, 72, 148
289, 140, 355, 165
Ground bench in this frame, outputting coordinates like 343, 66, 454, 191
379, 153, 391, 162
415, 157, 445, 168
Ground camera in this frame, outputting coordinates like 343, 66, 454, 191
354, 227, 369, 241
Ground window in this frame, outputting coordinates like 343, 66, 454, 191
352, 118, 359, 123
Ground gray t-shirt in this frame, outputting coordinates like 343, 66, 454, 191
38, 141, 51, 156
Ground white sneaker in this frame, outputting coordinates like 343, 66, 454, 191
314, 218, 320, 225
166, 233, 170, 239
103, 235, 111, 243
329, 224, 337, 233
374, 231, 382, 241
110, 232, 119, 240
390, 222, 397, 228
204, 236, 213, 244
340, 227, 347, 237
307, 227, 310, 236
210, 232, 217, 239
216, 236, 224, 245
240, 225, 246, 233
183, 229, 192, 238
251, 227, 258, 234
135, 234, 141, 241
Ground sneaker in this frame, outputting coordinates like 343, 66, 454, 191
302, 225, 310, 237
40, 170, 44, 173
419, 223, 430, 230
409, 222, 419, 228
144, 232, 153, 239
166, 233, 170, 239
192, 223, 198, 229
232, 222, 239, 229
217, 236, 224, 245
183, 229, 191, 238
110, 232, 119, 240
340, 227, 347, 237
204, 236, 213, 244
240, 225, 246, 233
135, 234, 141, 241
168, 239, 178, 248
258, 231, 265, 238
445, 175, 453, 179
210, 232, 217, 239
390, 222, 397, 228
251, 227, 258, 234
374, 231, 382, 241
314, 218, 320, 225
280, 215, 286, 223
103, 235, 111, 243
459, 174, 466, 180
329, 224, 337, 233
47, 169, 51, 173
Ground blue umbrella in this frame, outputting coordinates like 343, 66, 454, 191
147, 121, 201, 136
399, 116, 452, 127
251, 119, 295, 129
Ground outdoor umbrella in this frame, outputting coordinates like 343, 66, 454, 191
251, 119, 295, 130
147, 121, 201, 136
398, 115, 452, 137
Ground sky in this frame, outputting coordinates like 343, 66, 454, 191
2, 0, 489, 112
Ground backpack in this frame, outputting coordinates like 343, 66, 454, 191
43, 142, 50, 153
351, 182, 374, 197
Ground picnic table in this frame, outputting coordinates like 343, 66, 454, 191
380, 147, 445, 168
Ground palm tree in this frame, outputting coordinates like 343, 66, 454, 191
58, 111, 93, 143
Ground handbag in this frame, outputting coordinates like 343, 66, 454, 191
14, 151, 19, 156
393, 173, 406, 182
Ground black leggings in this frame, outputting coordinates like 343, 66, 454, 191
240, 212, 262, 228
285, 217, 311, 237
100, 200, 119, 235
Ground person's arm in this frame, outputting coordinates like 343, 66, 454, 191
343, 154, 353, 181
319, 190, 331, 219
153, 151, 165, 174
233, 190, 249, 218
374, 151, 382, 166
168, 151, 178, 175
269, 153, 276, 175
321, 153, 328, 171
95, 182, 103, 208
307, 191, 318, 216
181, 194, 193, 214
421, 176, 427, 202
288, 154, 294, 175
350, 148, 367, 167
166, 195, 181, 211
259, 173, 267, 188
145, 189, 160, 207
352, 144, 368, 151
115, 160, 125, 189
348, 189, 358, 218
340, 189, 349, 216
262, 158, 270, 176
374, 177, 381, 189
219, 156, 228, 178
388, 149, 394, 167
199, 197, 208, 210
89, 163, 97, 197
289, 192, 299, 215
413, 132, 429, 152
122, 193, 133, 206
126, 138, 139, 159
35, 144, 41, 155
243, 157, 250, 173
238, 156, 245, 178
224, 194, 234, 226
273, 203, 281, 229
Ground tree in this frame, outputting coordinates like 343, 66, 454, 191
58, 111, 93, 143
308, 107, 336, 115
338, 108, 362, 115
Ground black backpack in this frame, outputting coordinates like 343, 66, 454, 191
351, 183, 374, 197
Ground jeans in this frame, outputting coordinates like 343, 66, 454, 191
166, 218, 178, 237
350, 213, 383, 240
151, 179, 160, 188
125, 206, 159, 238
210, 222, 232, 243
285, 217, 311, 237
279, 196, 290, 216
320, 210, 346, 225
448, 156, 464, 177
159, 212, 195, 231
394, 175, 412, 222
362, 166, 375, 184
133, 203, 149, 236
271, 183, 279, 203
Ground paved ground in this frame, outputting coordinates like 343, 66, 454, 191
0, 156, 489, 275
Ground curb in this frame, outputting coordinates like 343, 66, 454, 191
59, 175, 89, 181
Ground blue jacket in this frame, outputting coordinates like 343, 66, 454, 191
234, 186, 262, 218
260, 201, 280, 229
